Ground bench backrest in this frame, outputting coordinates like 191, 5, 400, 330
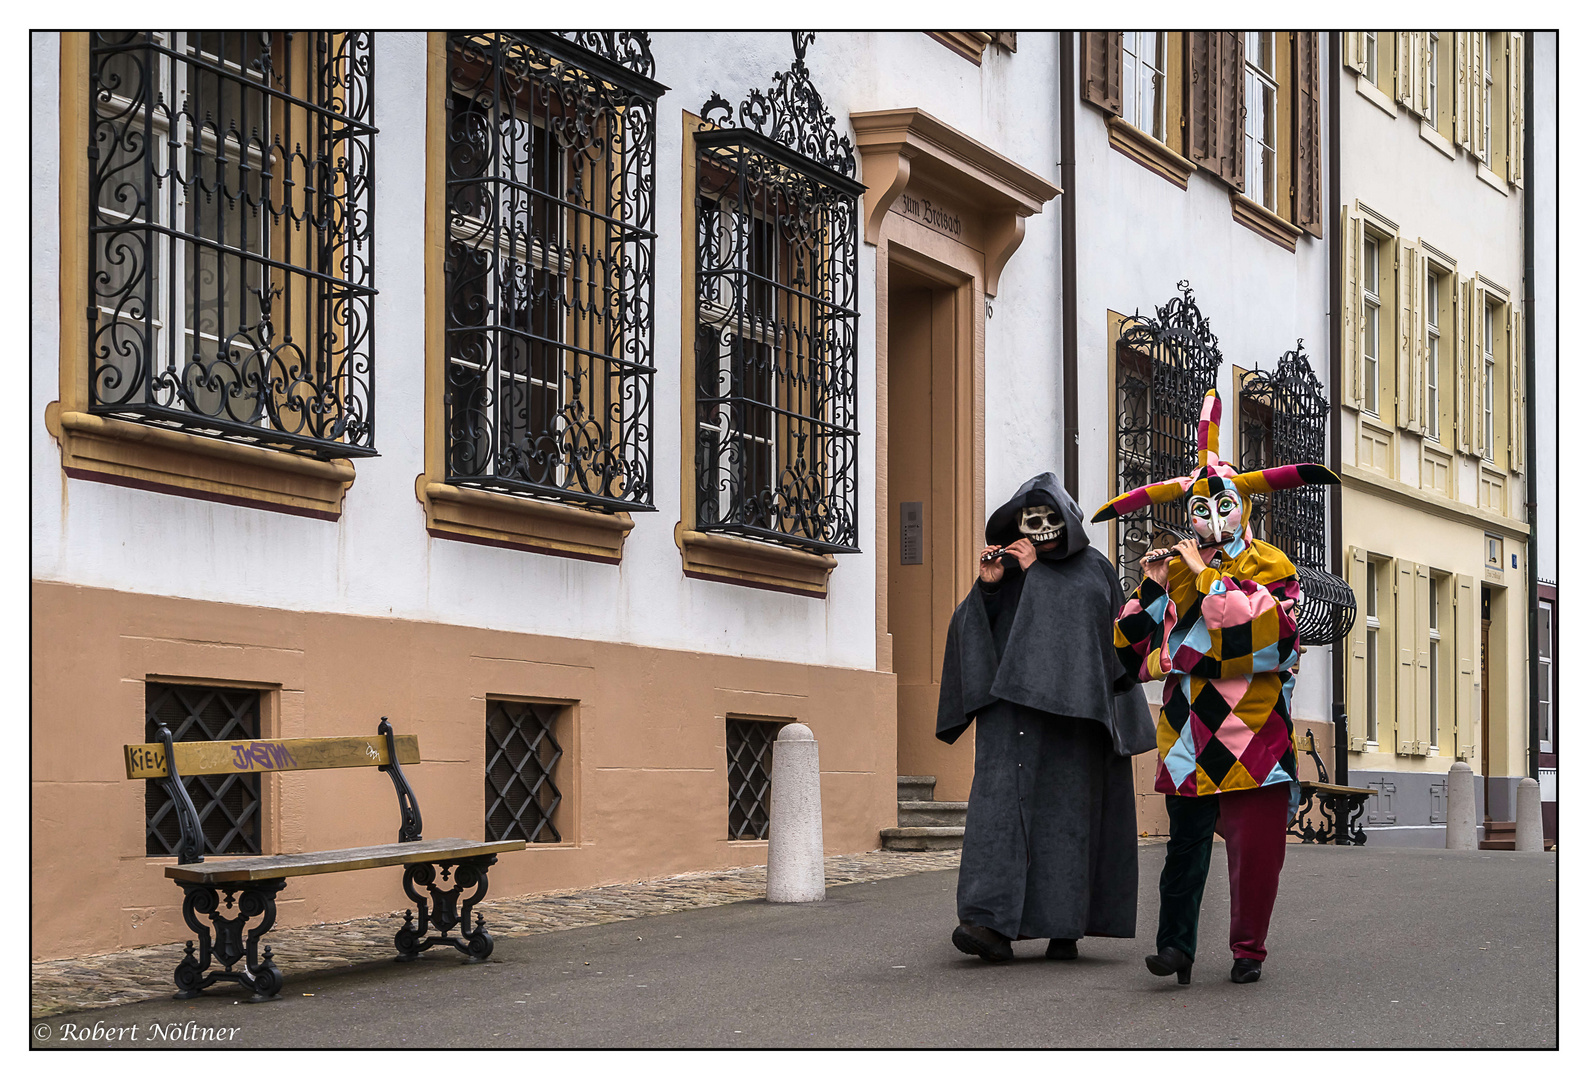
127, 719, 424, 865
125, 734, 420, 780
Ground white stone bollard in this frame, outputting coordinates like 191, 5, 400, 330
766, 723, 825, 902
1515, 778, 1544, 852
1445, 761, 1478, 850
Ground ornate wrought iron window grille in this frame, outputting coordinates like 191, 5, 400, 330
145, 683, 262, 857
88, 32, 377, 459
444, 32, 664, 512
1239, 344, 1357, 645
726, 718, 786, 840
694, 33, 863, 554
1113, 281, 1222, 596
484, 700, 564, 844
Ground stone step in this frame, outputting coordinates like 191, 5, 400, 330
897, 800, 969, 828
897, 775, 937, 802
880, 826, 964, 852
1480, 821, 1517, 851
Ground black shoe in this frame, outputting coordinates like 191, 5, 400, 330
1230, 958, 1262, 984
1045, 938, 1079, 961
1144, 946, 1194, 985
952, 922, 1013, 963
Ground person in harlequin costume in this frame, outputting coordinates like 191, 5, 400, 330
1091, 389, 1340, 986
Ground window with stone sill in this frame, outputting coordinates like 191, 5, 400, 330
88, 32, 376, 460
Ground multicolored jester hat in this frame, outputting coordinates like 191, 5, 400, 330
1090, 389, 1339, 544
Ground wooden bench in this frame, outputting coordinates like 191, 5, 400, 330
125, 719, 526, 1001
1287, 730, 1372, 846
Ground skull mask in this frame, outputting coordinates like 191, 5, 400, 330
1018, 505, 1065, 545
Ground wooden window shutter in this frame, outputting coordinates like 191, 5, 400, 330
1507, 32, 1525, 184
1188, 33, 1216, 168
1396, 240, 1423, 432
1347, 547, 1369, 750
1293, 32, 1322, 237
1223, 31, 1246, 190
1395, 32, 1415, 107
1342, 31, 1364, 73
1342, 206, 1365, 407
1469, 276, 1487, 454
1469, 33, 1486, 162
1507, 303, 1522, 473
1453, 32, 1472, 150
1453, 574, 1476, 761
1082, 32, 1124, 115
1455, 273, 1471, 454
1413, 564, 1431, 754
1414, 32, 1432, 118
1394, 559, 1418, 755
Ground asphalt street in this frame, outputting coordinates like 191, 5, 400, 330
32, 844, 1557, 1049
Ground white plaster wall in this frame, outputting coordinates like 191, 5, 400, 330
1531, 33, 1556, 585
1065, 36, 1337, 724
30, 32, 1065, 673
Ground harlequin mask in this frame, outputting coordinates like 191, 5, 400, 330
1089, 389, 1340, 539
1018, 505, 1065, 544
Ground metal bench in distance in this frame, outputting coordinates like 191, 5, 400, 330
1287, 729, 1372, 845
124, 719, 526, 1001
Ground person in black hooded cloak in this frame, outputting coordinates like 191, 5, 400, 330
937, 473, 1156, 962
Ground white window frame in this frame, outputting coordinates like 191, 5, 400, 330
1365, 559, 1380, 746
1482, 33, 1494, 167
95, 33, 273, 421
1364, 32, 1379, 85
1363, 235, 1382, 417
1426, 272, 1440, 443
1122, 32, 1167, 140
1539, 599, 1554, 754
1243, 32, 1278, 210
1426, 32, 1440, 126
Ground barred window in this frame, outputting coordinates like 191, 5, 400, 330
444, 32, 663, 511
693, 33, 862, 553
145, 682, 262, 857
88, 32, 377, 457
484, 700, 564, 844
1113, 283, 1221, 596
726, 718, 786, 840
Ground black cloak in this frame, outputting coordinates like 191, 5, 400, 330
935, 473, 1153, 942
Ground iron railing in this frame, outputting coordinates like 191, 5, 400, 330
88, 32, 377, 458
444, 31, 664, 511
145, 683, 261, 857
1240, 345, 1357, 645
694, 33, 862, 553
484, 700, 564, 844
1113, 281, 1222, 595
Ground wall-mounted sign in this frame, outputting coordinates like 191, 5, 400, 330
893, 192, 964, 239
900, 501, 923, 565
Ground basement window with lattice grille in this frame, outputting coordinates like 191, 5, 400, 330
485, 700, 564, 844
726, 718, 787, 840
145, 682, 262, 857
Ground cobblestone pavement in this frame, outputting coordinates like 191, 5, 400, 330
30, 849, 960, 1018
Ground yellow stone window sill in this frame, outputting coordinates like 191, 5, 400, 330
675, 524, 837, 598
1107, 116, 1196, 189
46, 404, 356, 520
1230, 192, 1304, 253
419, 479, 634, 564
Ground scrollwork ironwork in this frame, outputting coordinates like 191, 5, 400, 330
87, 32, 377, 459
1113, 281, 1221, 595
395, 856, 498, 962
173, 879, 287, 1000
443, 31, 663, 511
693, 34, 862, 554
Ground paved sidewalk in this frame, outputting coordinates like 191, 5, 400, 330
31, 849, 959, 1018
31, 844, 1555, 1048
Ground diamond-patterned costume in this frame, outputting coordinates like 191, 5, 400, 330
1114, 536, 1302, 796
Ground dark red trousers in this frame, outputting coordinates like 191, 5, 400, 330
1157, 784, 1290, 961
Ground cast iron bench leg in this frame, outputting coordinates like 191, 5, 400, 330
395, 854, 498, 963
173, 879, 288, 1002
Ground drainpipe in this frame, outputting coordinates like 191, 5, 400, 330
1060, 32, 1079, 499
1327, 33, 1348, 790
1523, 32, 1539, 781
